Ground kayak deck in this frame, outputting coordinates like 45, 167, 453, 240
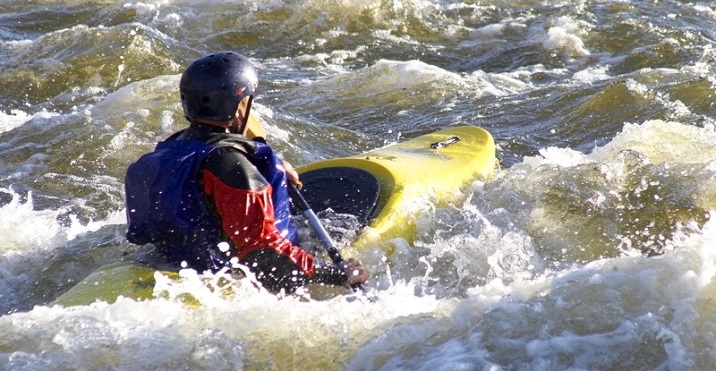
297, 125, 496, 252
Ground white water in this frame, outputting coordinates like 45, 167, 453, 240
2, 0, 716, 369
3, 118, 716, 369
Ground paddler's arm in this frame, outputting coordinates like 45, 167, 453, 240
240, 250, 350, 292
241, 250, 352, 290
244, 112, 302, 187
280, 158, 301, 187
200, 148, 346, 292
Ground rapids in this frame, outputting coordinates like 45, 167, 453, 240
1, 0, 715, 370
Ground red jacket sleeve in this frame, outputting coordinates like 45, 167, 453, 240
201, 168, 317, 277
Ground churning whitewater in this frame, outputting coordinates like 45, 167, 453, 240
1, 0, 716, 370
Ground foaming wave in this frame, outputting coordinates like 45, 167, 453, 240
0, 266, 447, 370
539, 16, 592, 59
591, 120, 716, 165
459, 12, 592, 61
0, 188, 127, 313
0, 191, 63, 313
322, 59, 465, 98
0, 110, 59, 135
347, 211, 716, 370
474, 120, 716, 264
0, 189, 68, 254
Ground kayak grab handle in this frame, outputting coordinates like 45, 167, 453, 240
430, 136, 460, 149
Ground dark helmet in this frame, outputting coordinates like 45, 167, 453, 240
179, 52, 258, 122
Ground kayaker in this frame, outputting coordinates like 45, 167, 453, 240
124, 51, 368, 294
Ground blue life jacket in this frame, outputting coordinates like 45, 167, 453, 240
125, 136, 297, 271
249, 141, 297, 241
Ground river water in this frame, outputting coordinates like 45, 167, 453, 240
1, 1, 716, 370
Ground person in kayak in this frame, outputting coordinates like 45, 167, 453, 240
124, 51, 368, 293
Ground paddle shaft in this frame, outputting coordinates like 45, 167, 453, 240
287, 183, 344, 264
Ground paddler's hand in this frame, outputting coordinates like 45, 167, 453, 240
344, 258, 368, 287
281, 158, 302, 188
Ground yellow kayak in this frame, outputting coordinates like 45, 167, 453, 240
53, 126, 495, 306
297, 125, 495, 252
